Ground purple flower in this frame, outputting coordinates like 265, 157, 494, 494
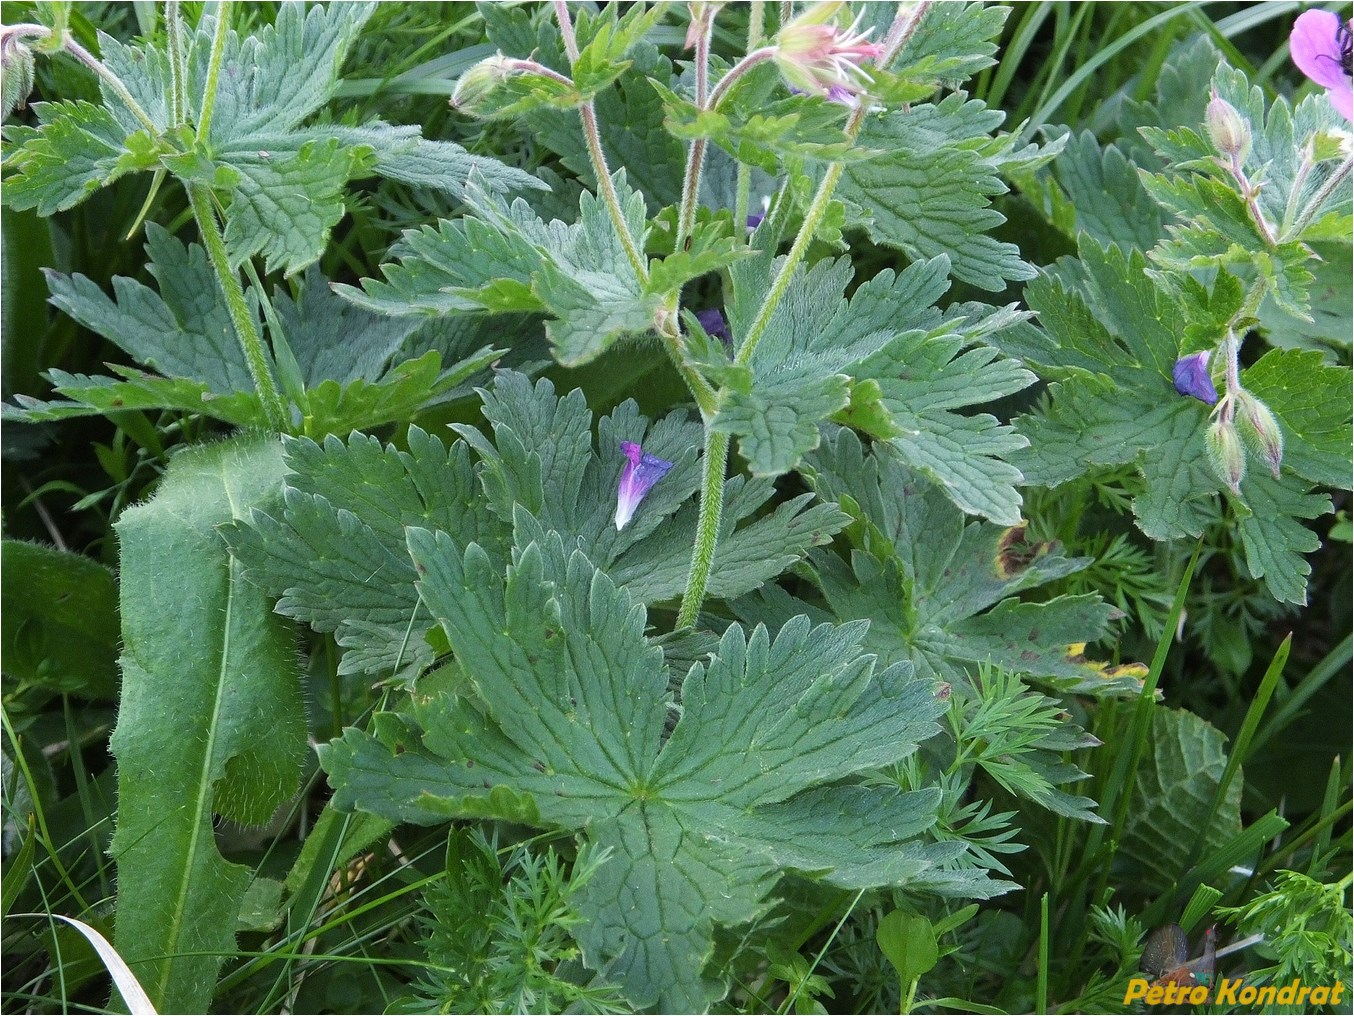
615, 441, 674, 530
746, 209, 765, 230
694, 307, 732, 349
773, 1, 883, 105
1173, 351, 1219, 406
1291, 9, 1353, 121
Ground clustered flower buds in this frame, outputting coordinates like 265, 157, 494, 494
1174, 351, 1283, 494
450, 53, 573, 119
450, 53, 518, 116
1232, 389, 1284, 479
772, 0, 884, 104
1206, 416, 1247, 496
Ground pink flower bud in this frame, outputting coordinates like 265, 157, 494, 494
1206, 91, 1251, 162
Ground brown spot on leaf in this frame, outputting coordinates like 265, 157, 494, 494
996, 523, 1051, 579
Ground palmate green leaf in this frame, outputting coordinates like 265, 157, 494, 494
1, 367, 268, 427
2, 5, 541, 273
1115, 707, 1242, 894
1138, 64, 1352, 320
1001, 237, 1351, 604
43, 224, 253, 395
224, 373, 845, 680
864, 1, 1008, 91
835, 93, 1059, 290
1048, 131, 1164, 252
5, 227, 497, 433
217, 139, 364, 275
652, 79, 868, 174
721, 249, 1034, 515
321, 532, 1001, 1011
1, 101, 161, 215
340, 174, 655, 367
224, 426, 501, 683
570, 1, 666, 99
110, 436, 305, 1014
739, 428, 1144, 698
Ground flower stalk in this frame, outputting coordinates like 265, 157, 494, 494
552, 0, 650, 284
197, 0, 232, 140
676, 1, 928, 627
2, 22, 159, 133
187, 184, 288, 432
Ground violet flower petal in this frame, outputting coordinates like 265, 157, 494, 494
1172, 351, 1219, 406
695, 307, 732, 348
1291, 10, 1353, 119
615, 441, 674, 530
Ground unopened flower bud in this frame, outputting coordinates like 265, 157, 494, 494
450, 53, 516, 117
1233, 389, 1284, 478
1206, 92, 1251, 163
1206, 417, 1246, 495
1, 32, 36, 120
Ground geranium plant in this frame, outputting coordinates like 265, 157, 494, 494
2, 3, 1349, 1014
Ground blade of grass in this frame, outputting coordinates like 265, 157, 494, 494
1250, 633, 1351, 756
1184, 634, 1291, 870
1309, 756, 1347, 876
1022, 2, 1211, 139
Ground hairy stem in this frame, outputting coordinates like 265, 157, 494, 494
677, 0, 929, 625
552, 0, 650, 284
3, 23, 161, 134
734, 161, 846, 368
1285, 154, 1352, 240
676, 428, 729, 629
197, 0, 232, 140
165, 0, 187, 126
188, 183, 288, 431
733, 2, 767, 238
674, 7, 715, 251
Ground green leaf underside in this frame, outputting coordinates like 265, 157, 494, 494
1118, 707, 1243, 892
322, 530, 1005, 1011
1, 541, 119, 698
1002, 238, 1351, 604
110, 436, 305, 1014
